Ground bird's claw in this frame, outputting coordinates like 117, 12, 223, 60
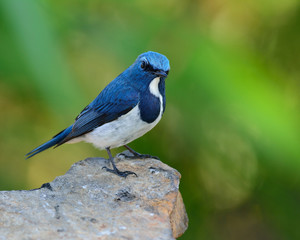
127, 154, 160, 160
141, 154, 160, 160
102, 166, 138, 178
119, 152, 159, 160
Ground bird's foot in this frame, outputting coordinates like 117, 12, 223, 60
122, 145, 160, 160
122, 153, 160, 160
102, 166, 137, 178
104, 147, 138, 177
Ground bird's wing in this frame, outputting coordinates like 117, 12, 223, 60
56, 86, 139, 145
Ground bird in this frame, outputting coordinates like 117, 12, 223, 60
26, 51, 170, 177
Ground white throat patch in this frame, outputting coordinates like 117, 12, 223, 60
149, 76, 163, 121
149, 77, 161, 98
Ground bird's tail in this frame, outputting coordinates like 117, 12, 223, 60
26, 125, 73, 159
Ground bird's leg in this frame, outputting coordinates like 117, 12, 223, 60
123, 145, 159, 160
102, 147, 137, 178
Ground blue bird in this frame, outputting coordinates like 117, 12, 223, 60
26, 51, 170, 177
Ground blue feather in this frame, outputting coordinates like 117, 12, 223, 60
26, 125, 73, 159
26, 51, 170, 159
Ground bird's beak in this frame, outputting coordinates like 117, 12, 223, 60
154, 70, 168, 78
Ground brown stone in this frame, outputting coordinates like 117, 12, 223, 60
0, 151, 188, 239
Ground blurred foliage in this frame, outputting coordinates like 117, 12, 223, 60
1, 0, 300, 239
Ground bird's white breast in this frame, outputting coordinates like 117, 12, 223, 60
81, 77, 163, 150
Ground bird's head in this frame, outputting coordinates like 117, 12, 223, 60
130, 51, 170, 84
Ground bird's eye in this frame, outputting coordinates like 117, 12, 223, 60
141, 61, 147, 70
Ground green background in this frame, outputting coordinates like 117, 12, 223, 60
1, 0, 300, 239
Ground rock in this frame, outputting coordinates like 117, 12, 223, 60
0, 151, 188, 239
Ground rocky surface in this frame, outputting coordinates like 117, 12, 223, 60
0, 151, 188, 239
